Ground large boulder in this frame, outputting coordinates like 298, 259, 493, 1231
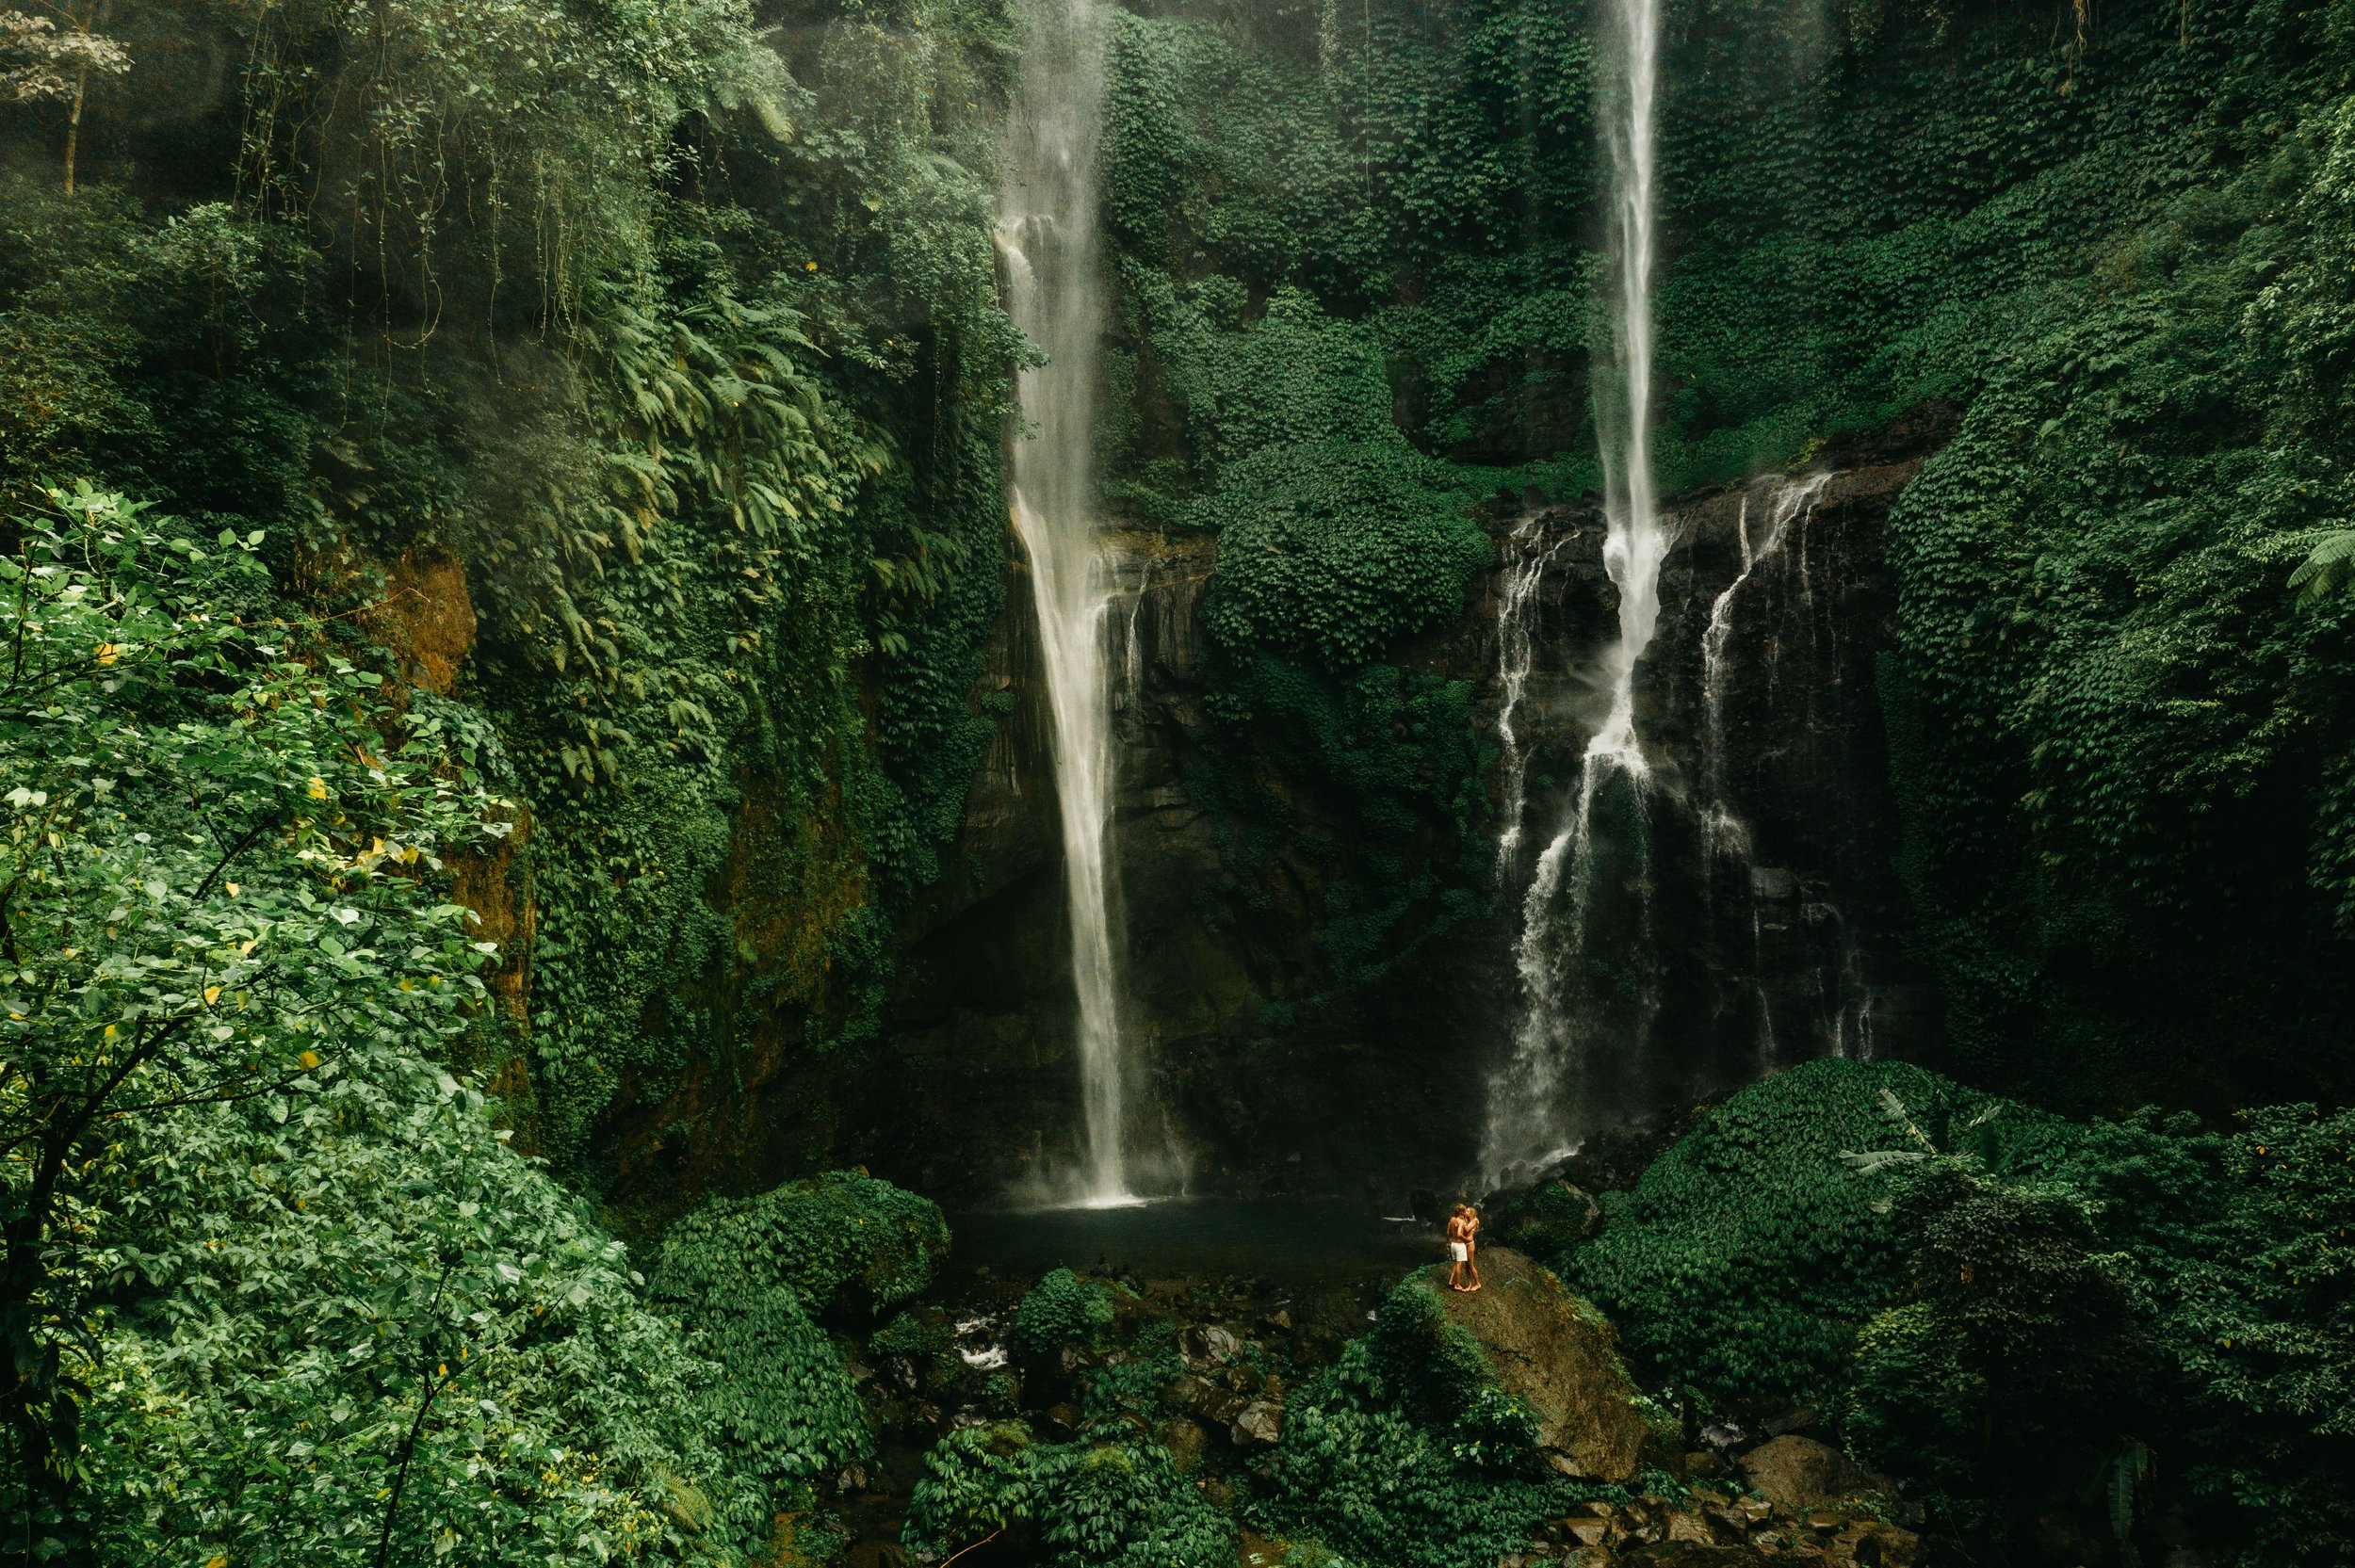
1738, 1434, 1868, 1512
1429, 1246, 1647, 1480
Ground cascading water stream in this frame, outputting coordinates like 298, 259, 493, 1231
999, 0, 1157, 1205
1700, 474, 1829, 865
1698, 473, 1828, 1069
1492, 517, 1573, 880
1481, 0, 1666, 1188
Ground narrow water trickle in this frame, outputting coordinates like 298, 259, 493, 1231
1492, 517, 1573, 881
999, 0, 1167, 1205
1698, 473, 1829, 1073
1481, 0, 1667, 1188
1700, 473, 1830, 867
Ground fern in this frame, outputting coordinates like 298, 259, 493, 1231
2288, 529, 2355, 603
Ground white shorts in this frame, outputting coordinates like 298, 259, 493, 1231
1449, 1242, 1469, 1263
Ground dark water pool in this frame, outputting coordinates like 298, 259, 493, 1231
947, 1196, 1441, 1283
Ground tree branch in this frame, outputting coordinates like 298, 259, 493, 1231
194, 816, 274, 900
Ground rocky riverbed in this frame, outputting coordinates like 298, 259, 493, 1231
816, 1230, 1973, 1568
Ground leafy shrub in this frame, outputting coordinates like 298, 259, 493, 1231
904, 1421, 1038, 1552
1010, 1267, 1117, 1358
1585, 1062, 2355, 1563
903, 1420, 1236, 1568
1029, 1438, 1237, 1568
1251, 1275, 1573, 1568
1565, 1059, 2001, 1401
0, 488, 763, 1563
646, 1172, 950, 1501
1841, 1154, 2157, 1544
1199, 442, 1491, 672
1843, 1305, 1985, 1528
2158, 1107, 2355, 1565
85, 1080, 770, 1565
668, 1283, 869, 1497
653, 1170, 950, 1320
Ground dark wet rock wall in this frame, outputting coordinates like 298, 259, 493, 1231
787, 450, 1947, 1203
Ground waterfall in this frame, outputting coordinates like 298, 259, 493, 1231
1492, 517, 1572, 880
999, 0, 1153, 1205
1480, 0, 1666, 1188
1699, 473, 1829, 1072
1700, 473, 1829, 865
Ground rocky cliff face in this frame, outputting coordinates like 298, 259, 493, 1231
832, 436, 1947, 1203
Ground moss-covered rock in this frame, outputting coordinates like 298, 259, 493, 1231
653, 1170, 950, 1320
1426, 1247, 1646, 1482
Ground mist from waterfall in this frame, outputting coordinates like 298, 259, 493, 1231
1481, 0, 1666, 1188
999, 0, 1158, 1205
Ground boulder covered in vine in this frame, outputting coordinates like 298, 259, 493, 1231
1423, 1248, 1648, 1483
652, 1169, 950, 1321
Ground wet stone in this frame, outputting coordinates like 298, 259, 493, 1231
1230, 1398, 1283, 1446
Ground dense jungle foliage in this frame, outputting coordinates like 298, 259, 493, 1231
6, 0, 2355, 1560
0, 0, 1014, 1556
0, 494, 955, 1558
0, 0, 1025, 1189
1565, 1059, 2355, 1565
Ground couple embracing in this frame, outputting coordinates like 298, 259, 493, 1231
1445, 1204, 1481, 1292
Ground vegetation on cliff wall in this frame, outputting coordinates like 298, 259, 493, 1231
1618, 0, 2355, 1113
1095, 0, 2355, 1104
1094, 0, 1596, 1002
0, 0, 1021, 1186
0, 0, 998, 1551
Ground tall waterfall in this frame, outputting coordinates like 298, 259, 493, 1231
1481, 0, 1666, 1187
999, 0, 1148, 1204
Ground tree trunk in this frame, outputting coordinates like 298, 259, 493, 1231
62, 67, 83, 194
60, 2, 108, 195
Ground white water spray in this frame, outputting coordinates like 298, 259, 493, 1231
999, 0, 1155, 1205
1481, 0, 1667, 1187
1589, 0, 1668, 783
